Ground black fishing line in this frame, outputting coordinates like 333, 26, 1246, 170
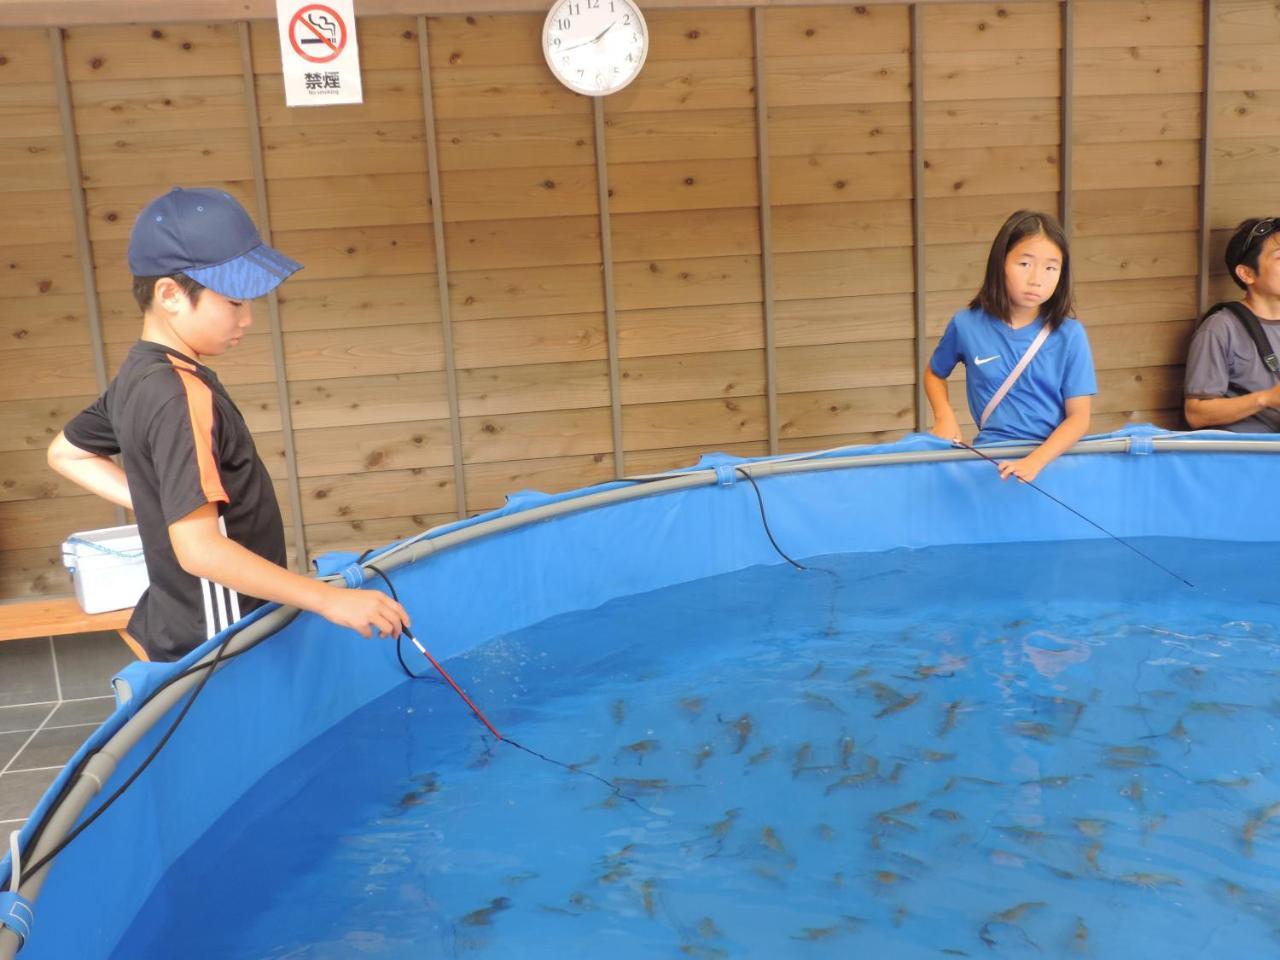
363, 564, 649, 810
953, 440, 1194, 588
735, 467, 806, 571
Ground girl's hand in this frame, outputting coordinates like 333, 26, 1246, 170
998, 455, 1045, 484
929, 415, 962, 443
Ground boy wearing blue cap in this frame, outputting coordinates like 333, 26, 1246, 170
47, 187, 408, 661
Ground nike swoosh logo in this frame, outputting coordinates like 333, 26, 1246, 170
975, 355, 1000, 365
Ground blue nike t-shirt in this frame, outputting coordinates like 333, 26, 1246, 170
930, 306, 1097, 444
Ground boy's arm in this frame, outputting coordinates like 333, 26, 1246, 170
1185, 388, 1280, 429
924, 367, 962, 441
997, 395, 1091, 483
47, 431, 134, 511
169, 503, 409, 638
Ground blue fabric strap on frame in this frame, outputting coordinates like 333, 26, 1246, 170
341, 564, 366, 589
1129, 435, 1154, 455
1, 891, 33, 950
714, 464, 737, 486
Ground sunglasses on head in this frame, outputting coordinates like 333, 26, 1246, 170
1241, 217, 1278, 255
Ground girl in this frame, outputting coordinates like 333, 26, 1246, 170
925, 209, 1096, 483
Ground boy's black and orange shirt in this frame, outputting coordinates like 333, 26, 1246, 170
64, 341, 285, 662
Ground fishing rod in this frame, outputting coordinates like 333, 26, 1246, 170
364, 565, 648, 808
952, 439, 1194, 588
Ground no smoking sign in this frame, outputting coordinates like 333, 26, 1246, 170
276, 0, 363, 107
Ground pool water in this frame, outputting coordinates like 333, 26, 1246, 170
114, 538, 1280, 958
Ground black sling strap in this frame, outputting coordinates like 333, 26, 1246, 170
1205, 301, 1280, 379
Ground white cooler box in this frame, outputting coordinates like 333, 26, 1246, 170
61, 524, 150, 615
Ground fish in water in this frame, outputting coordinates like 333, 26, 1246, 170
930, 808, 963, 822
702, 808, 742, 858
693, 743, 714, 770
1121, 777, 1146, 809
568, 892, 597, 912
912, 655, 969, 679
461, 897, 512, 927
979, 901, 1046, 950
612, 777, 669, 793
1012, 721, 1056, 741
1084, 843, 1102, 872
719, 713, 754, 753
994, 824, 1047, 847
919, 749, 956, 762
876, 692, 922, 720
1021, 774, 1084, 788
839, 735, 856, 769
825, 758, 880, 795
598, 864, 632, 885
814, 823, 836, 841
938, 700, 963, 738
502, 871, 538, 886
748, 746, 773, 766
1073, 818, 1109, 839
679, 946, 728, 960
803, 690, 845, 714
761, 825, 795, 866
1118, 872, 1182, 889
567, 754, 598, 772
678, 696, 705, 719
616, 739, 660, 765
1242, 801, 1280, 856
1071, 917, 1090, 954
873, 870, 906, 887
1103, 744, 1159, 768
610, 699, 626, 726
791, 742, 813, 777
789, 917, 864, 942
640, 879, 658, 919
696, 917, 722, 939
864, 681, 907, 705
805, 661, 825, 680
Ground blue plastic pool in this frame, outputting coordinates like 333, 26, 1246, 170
115, 538, 1280, 958
5, 429, 1280, 959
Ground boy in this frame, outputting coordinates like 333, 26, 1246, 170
47, 187, 408, 661
1184, 217, 1280, 432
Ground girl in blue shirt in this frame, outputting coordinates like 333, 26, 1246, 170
925, 209, 1097, 483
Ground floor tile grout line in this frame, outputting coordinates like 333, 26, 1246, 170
49, 635, 64, 703
0, 705, 59, 778
0, 720, 108, 736
0, 695, 115, 711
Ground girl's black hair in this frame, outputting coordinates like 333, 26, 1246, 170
969, 209, 1074, 330
131, 272, 206, 312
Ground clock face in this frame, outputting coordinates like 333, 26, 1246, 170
542, 0, 649, 97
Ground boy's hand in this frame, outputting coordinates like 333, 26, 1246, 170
998, 454, 1045, 484
318, 584, 410, 639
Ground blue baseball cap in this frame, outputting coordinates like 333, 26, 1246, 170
128, 187, 302, 299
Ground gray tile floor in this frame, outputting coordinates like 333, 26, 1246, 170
0, 632, 134, 830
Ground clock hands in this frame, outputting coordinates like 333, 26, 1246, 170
560, 20, 615, 53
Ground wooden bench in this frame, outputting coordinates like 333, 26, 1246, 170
0, 598, 144, 658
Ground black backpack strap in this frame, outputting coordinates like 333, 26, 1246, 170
1206, 301, 1280, 377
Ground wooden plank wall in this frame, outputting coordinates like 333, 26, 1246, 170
1, 0, 1271, 601
1210, 1, 1280, 304
1072, 0, 1203, 432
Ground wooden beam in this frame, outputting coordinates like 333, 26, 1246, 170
910, 4, 928, 432
593, 98, 626, 479
0, 0, 1067, 30
238, 22, 310, 570
418, 15, 469, 518
753, 7, 779, 456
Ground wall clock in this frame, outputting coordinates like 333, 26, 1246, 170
542, 0, 649, 97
